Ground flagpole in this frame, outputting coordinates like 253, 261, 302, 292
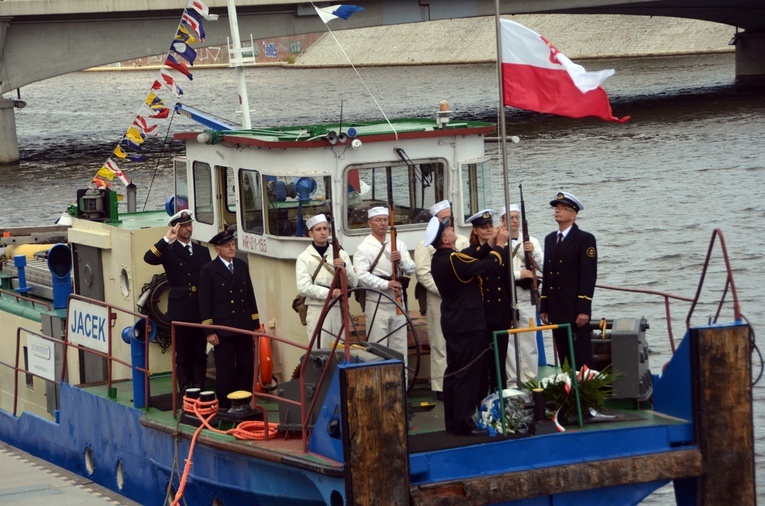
494, 2, 519, 333
226, 0, 252, 129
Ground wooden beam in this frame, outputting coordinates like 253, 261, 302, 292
341, 362, 409, 505
691, 324, 756, 505
410, 449, 702, 506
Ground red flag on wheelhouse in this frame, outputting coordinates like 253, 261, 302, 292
499, 19, 629, 123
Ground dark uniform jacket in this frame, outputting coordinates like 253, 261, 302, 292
461, 243, 513, 329
432, 244, 505, 334
198, 257, 259, 337
143, 239, 211, 323
540, 223, 597, 323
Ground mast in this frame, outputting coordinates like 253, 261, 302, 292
494, 1, 519, 330
226, 0, 252, 129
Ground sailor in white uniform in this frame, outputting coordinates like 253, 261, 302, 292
501, 205, 544, 387
295, 214, 358, 346
353, 206, 416, 365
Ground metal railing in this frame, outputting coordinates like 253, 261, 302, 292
174, 265, 356, 452
0, 288, 52, 311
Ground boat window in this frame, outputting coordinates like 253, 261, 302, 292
344, 159, 445, 232
173, 158, 189, 213
193, 161, 214, 224
224, 167, 236, 214
460, 159, 492, 225
239, 169, 264, 235
263, 175, 332, 237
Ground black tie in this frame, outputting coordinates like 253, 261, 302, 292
187, 244, 192, 256
228, 263, 234, 274
557, 232, 563, 244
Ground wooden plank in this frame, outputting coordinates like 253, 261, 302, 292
410, 449, 702, 506
692, 325, 756, 505
342, 362, 409, 505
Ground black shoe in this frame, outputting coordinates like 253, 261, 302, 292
436, 391, 444, 401
468, 428, 488, 436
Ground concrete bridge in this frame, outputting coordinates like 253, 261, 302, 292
1, 0, 764, 163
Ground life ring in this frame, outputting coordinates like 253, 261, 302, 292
256, 327, 275, 392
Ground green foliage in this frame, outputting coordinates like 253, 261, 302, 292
522, 361, 616, 423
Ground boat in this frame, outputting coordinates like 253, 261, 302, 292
0, 2, 758, 505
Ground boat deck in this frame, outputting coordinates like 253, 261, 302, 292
81, 366, 689, 474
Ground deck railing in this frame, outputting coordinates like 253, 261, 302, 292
0, 294, 155, 416
173, 265, 356, 452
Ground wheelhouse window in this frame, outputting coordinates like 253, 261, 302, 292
344, 159, 446, 232
193, 161, 213, 224
460, 159, 492, 224
263, 175, 332, 237
223, 166, 236, 214
173, 158, 189, 214
240, 169, 264, 235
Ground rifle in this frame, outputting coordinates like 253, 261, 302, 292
329, 214, 341, 262
389, 206, 406, 314
519, 184, 540, 307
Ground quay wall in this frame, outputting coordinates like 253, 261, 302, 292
109, 15, 733, 69
295, 15, 734, 67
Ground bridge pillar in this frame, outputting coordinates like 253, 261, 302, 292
0, 98, 19, 165
735, 31, 765, 78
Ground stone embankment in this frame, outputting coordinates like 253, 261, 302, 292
294, 14, 733, 66
106, 14, 733, 70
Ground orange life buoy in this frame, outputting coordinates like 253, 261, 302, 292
256, 326, 274, 392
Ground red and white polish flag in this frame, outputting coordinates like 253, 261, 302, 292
500, 19, 629, 123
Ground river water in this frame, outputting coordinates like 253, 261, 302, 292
2, 53, 764, 503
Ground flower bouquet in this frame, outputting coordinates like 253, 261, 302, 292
523, 361, 615, 426
475, 389, 533, 436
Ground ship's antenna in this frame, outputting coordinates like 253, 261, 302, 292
311, 1, 398, 140
339, 99, 344, 134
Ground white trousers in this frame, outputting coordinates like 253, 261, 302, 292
364, 297, 409, 370
306, 303, 344, 347
506, 289, 539, 387
426, 291, 446, 392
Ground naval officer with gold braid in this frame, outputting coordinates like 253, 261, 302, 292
540, 192, 597, 369
428, 215, 508, 436
143, 210, 211, 393
198, 229, 259, 411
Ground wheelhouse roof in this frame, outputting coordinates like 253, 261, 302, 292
175, 118, 496, 149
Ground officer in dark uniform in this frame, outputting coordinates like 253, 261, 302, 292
144, 210, 211, 393
428, 216, 509, 436
463, 209, 513, 395
198, 229, 259, 410
540, 192, 597, 369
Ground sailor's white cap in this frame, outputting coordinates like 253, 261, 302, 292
550, 192, 584, 212
306, 214, 328, 231
429, 199, 451, 217
423, 216, 445, 247
466, 209, 494, 227
367, 206, 388, 219
168, 210, 193, 226
498, 204, 521, 218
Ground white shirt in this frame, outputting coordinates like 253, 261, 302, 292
296, 243, 358, 305
353, 234, 416, 293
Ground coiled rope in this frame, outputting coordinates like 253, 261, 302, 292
171, 393, 279, 506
